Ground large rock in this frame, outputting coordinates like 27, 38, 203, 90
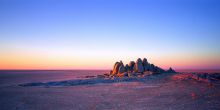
166, 67, 176, 73
125, 64, 129, 72
143, 58, 150, 71
128, 61, 135, 72
118, 63, 125, 74
112, 62, 121, 75
111, 58, 168, 77
148, 64, 154, 71
134, 58, 144, 73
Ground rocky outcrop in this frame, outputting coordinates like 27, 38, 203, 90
154, 66, 166, 73
118, 63, 125, 74
110, 58, 175, 77
172, 72, 220, 84
112, 62, 120, 75
112, 61, 124, 75
128, 61, 135, 73
134, 58, 144, 73
143, 58, 150, 71
166, 67, 176, 73
125, 64, 129, 72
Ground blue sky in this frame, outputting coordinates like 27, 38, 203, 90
0, 0, 220, 69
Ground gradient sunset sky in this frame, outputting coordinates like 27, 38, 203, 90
0, 0, 220, 70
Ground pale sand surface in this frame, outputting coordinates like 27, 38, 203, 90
0, 71, 220, 110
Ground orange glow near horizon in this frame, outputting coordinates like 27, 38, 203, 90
0, 51, 220, 70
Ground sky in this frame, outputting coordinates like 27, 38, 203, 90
0, 0, 220, 70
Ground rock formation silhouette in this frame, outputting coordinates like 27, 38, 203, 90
166, 67, 176, 73
134, 58, 144, 73
110, 58, 176, 77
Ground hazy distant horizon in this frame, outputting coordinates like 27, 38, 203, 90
1, 69, 220, 73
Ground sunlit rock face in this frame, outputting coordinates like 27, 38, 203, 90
110, 58, 175, 77
112, 62, 121, 75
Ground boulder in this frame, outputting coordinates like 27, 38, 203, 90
149, 64, 155, 71
143, 71, 153, 75
166, 67, 176, 73
110, 58, 168, 77
112, 62, 121, 75
125, 64, 129, 72
118, 63, 125, 74
123, 72, 129, 77
143, 58, 148, 64
128, 61, 135, 72
143, 58, 150, 71
127, 72, 132, 77
134, 58, 144, 73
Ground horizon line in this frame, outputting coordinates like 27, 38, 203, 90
1, 68, 220, 71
